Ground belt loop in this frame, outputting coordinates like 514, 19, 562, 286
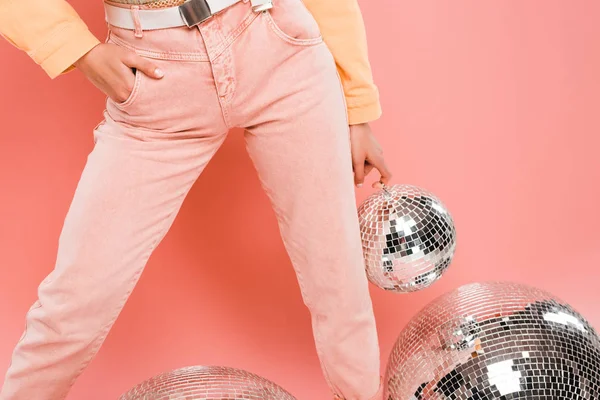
130, 5, 144, 38
104, 21, 111, 42
250, 0, 273, 11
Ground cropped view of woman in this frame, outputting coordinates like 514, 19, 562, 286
0, 0, 390, 398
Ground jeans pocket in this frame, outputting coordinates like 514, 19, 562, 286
106, 31, 145, 110
264, 0, 323, 46
113, 66, 143, 110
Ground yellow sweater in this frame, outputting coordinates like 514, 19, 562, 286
0, 0, 381, 124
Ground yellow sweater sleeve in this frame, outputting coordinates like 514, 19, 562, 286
0, 0, 100, 79
302, 0, 382, 124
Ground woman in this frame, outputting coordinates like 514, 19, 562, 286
0, 0, 391, 398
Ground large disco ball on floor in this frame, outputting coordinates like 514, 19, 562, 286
120, 365, 297, 400
358, 184, 456, 292
385, 281, 600, 399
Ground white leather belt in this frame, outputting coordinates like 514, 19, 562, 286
104, 0, 273, 30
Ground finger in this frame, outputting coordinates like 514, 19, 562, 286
369, 155, 393, 187
363, 162, 381, 189
108, 62, 137, 103
125, 53, 164, 79
353, 154, 366, 187
364, 163, 375, 177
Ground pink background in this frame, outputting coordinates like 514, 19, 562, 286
1, 0, 599, 398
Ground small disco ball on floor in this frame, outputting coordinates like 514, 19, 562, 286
358, 184, 456, 292
120, 365, 297, 400
385, 281, 600, 399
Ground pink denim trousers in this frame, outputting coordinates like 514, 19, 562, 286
0, 0, 383, 399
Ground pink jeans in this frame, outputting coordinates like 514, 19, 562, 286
0, 0, 383, 398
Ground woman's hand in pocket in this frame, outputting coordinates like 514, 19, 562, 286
74, 43, 164, 103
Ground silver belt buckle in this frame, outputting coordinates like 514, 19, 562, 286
179, 0, 213, 27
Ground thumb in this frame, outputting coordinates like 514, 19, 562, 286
128, 54, 164, 79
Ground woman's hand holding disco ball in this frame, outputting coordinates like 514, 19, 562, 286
349, 123, 392, 189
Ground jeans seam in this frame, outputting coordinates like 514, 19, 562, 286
263, 10, 323, 47
314, 329, 345, 398
4, 302, 43, 374
334, 69, 350, 128
107, 33, 210, 61
206, 9, 260, 61
316, 63, 354, 400
333, 63, 353, 165
216, 89, 233, 128
260, 203, 343, 398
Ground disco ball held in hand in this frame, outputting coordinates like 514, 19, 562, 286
385, 281, 600, 399
120, 365, 297, 400
358, 184, 456, 292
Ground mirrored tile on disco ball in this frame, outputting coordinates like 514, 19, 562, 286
358, 184, 456, 292
385, 282, 600, 399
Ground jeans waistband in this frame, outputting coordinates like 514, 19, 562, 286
105, 0, 260, 60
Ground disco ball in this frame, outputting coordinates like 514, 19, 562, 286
385, 281, 600, 399
120, 365, 297, 400
358, 184, 456, 292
